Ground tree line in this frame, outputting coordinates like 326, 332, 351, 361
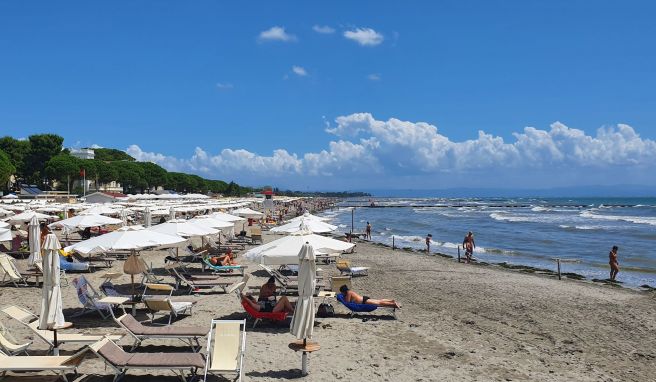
0, 134, 251, 196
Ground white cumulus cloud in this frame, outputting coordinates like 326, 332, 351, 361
312, 25, 335, 34
125, 114, 656, 189
292, 66, 308, 76
343, 28, 384, 46
258, 26, 297, 42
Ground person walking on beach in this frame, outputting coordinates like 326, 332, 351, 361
609, 245, 619, 281
426, 234, 432, 253
463, 231, 475, 263
365, 221, 372, 240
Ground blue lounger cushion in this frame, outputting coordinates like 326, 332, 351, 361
59, 255, 90, 272
336, 293, 378, 313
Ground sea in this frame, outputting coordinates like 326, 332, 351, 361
318, 197, 656, 288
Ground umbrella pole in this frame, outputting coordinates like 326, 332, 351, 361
53, 329, 59, 356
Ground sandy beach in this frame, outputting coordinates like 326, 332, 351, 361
1, 228, 655, 382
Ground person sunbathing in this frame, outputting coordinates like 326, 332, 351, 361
208, 249, 238, 266
241, 293, 294, 314
339, 285, 401, 308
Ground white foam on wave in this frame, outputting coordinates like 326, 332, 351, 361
489, 212, 534, 223
559, 224, 605, 231
531, 206, 551, 212
580, 210, 656, 226
394, 235, 425, 242
338, 224, 347, 228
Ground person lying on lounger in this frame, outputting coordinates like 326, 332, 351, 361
241, 293, 294, 314
208, 248, 238, 266
339, 285, 401, 308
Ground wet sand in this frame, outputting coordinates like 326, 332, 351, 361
1, 229, 655, 381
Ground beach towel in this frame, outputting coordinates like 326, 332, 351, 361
336, 293, 378, 313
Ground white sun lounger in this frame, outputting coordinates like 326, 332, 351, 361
142, 283, 195, 325
0, 346, 90, 382
0, 253, 28, 287
204, 319, 247, 382
0, 321, 31, 355
336, 260, 369, 276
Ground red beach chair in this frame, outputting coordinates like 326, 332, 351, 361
240, 298, 288, 328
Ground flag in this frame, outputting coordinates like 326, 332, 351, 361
79, 168, 85, 177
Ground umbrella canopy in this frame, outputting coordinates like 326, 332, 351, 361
27, 215, 42, 267
81, 205, 120, 216
64, 225, 186, 255
143, 206, 152, 228
0, 207, 14, 217
1, 193, 18, 199
232, 208, 264, 219
9, 210, 51, 224
0, 228, 11, 242
0, 221, 9, 229
39, 234, 65, 330
288, 212, 330, 223
290, 243, 317, 340
190, 216, 234, 229
148, 219, 219, 238
120, 209, 129, 227
244, 231, 354, 265
271, 218, 337, 234
48, 214, 123, 234
210, 212, 245, 222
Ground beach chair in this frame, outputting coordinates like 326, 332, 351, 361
258, 264, 298, 293
112, 311, 208, 351
142, 283, 195, 325
89, 337, 206, 382
166, 262, 234, 294
0, 346, 90, 382
0, 253, 28, 287
0, 305, 122, 352
59, 254, 90, 272
335, 293, 397, 319
71, 275, 113, 319
72, 252, 114, 269
0, 321, 31, 355
238, 295, 289, 329
336, 260, 369, 276
139, 257, 165, 284
204, 319, 246, 382
249, 227, 263, 244
201, 255, 247, 276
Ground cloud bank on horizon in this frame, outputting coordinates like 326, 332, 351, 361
126, 113, 656, 190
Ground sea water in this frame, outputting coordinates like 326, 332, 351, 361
320, 197, 656, 288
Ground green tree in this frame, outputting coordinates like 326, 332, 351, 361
95, 160, 118, 185
112, 161, 146, 193
94, 148, 135, 162
26, 134, 64, 184
45, 153, 79, 191
0, 149, 16, 191
0, 137, 31, 179
137, 162, 168, 190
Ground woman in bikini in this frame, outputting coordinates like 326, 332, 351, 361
609, 245, 619, 281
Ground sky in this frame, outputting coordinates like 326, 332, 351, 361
1, 1, 656, 191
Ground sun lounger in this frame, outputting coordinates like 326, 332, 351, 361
71, 276, 113, 318
249, 227, 262, 244
0, 253, 28, 287
335, 293, 397, 319
336, 260, 369, 276
166, 263, 234, 294
204, 319, 246, 382
0, 321, 31, 355
239, 296, 289, 328
89, 337, 206, 381
142, 283, 195, 324
112, 312, 208, 351
1, 305, 122, 352
139, 258, 165, 284
258, 264, 298, 293
0, 346, 89, 382
59, 255, 90, 273
201, 256, 246, 276
72, 252, 114, 269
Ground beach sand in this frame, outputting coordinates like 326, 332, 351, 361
1, 229, 655, 381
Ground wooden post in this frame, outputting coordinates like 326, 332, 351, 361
350, 208, 354, 238
556, 258, 562, 280
457, 245, 461, 263
392, 236, 395, 250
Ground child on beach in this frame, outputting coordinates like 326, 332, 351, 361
609, 245, 619, 281
463, 231, 475, 263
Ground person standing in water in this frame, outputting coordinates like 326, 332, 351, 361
609, 245, 619, 281
463, 231, 475, 263
365, 221, 372, 240
425, 234, 432, 253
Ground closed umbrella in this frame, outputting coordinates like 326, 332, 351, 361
289, 243, 318, 375
143, 206, 152, 228
169, 207, 176, 221
120, 209, 129, 227
39, 233, 66, 355
27, 215, 41, 267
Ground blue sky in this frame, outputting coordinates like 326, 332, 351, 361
1, 1, 656, 191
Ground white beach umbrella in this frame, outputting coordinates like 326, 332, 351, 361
1, 193, 18, 199
27, 215, 42, 267
169, 207, 176, 221
48, 214, 123, 234
244, 230, 354, 265
120, 209, 129, 227
0, 221, 9, 229
290, 243, 317, 339
64, 225, 186, 255
0, 228, 11, 242
39, 233, 65, 355
0, 207, 14, 217
143, 206, 152, 228
81, 205, 120, 216
210, 212, 245, 222
191, 216, 234, 230
271, 218, 337, 234
232, 208, 264, 219
288, 212, 330, 223
9, 210, 51, 224
148, 219, 219, 238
